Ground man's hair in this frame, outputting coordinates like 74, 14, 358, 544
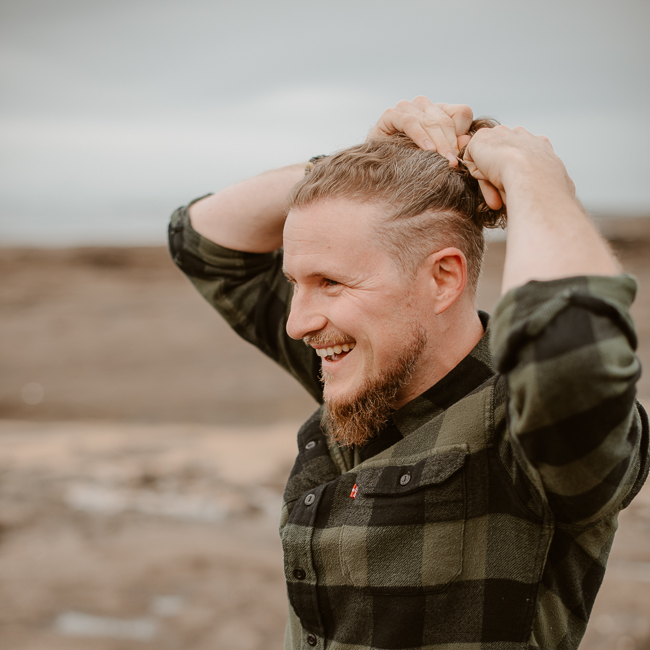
287, 120, 506, 293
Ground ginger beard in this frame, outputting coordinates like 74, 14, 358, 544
306, 325, 428, 448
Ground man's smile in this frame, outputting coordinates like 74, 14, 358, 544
303, 331, 357, 363
313, 342, 356, 360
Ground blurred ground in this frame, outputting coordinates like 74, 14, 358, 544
1, 217, 650, 649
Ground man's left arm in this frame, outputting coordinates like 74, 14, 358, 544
491, 273, 648, 523
465, 127, 650, 523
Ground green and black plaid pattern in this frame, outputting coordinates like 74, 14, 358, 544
169, 205, 649, 650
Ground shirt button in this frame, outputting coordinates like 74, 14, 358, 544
304, 493, 316, 506
293, 568, 306, 580
399, 473, 411, 486
305, 440, 316, 450
307, 633, 318, 646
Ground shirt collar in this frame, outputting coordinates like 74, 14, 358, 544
391, 311, 495, 438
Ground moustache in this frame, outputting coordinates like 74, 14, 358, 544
303, 332, 356, 348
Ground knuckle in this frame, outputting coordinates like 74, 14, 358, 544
434, 102, 453, 116
402, 114, 418, 126
472, 128, 491, 141
382, 107, 400, 122
424, 113, 453, 129
395, 99, 412, 111
456, 104, 473, 119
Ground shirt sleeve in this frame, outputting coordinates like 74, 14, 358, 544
168, 202, 323, 403
490, 274, 649, 525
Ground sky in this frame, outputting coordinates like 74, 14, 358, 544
1, 0, 649, 245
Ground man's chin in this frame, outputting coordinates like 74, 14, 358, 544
321, 328, 427, 448
322, 389, 393, 448
322, 382, 360, 407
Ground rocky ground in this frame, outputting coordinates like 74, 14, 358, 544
1, 217, 650, 649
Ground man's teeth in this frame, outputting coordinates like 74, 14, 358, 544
315, 342, 355, 358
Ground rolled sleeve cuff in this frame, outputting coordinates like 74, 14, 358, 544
490, 274, 638, 374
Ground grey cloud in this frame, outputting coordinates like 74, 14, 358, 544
1, 0, 649, 244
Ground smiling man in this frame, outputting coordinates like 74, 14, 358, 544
281, 136, 493, 449
283, 197, 433, 447
169, 98, 649, 650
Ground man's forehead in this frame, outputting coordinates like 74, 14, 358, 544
284, 200, 395, 276
284, 198, 388, 241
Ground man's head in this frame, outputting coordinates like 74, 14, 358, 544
282, 126, 505, 446
288, 123, 506, 292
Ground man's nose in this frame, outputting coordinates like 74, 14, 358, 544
286, 289, 327, 340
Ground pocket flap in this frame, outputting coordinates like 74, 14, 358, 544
356, 450, 467, 496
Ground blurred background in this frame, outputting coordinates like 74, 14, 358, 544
1, 1, 649, 648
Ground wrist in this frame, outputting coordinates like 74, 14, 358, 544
502, 156, 576, 205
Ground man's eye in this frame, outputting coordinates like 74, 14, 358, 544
323, 278, 339, 288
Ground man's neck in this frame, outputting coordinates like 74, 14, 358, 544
393, 307, 485, 409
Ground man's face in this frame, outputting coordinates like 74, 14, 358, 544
283, 198, 433, 412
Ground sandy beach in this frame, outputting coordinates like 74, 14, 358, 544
1, 218, 650, 649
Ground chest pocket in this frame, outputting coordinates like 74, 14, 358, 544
340, 448, 467, 593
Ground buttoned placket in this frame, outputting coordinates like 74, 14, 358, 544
283, 483, 328, 649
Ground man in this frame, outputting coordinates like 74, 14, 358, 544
169, 98, 649, 649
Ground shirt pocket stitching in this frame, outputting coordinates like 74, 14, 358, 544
338, 450, 467, 594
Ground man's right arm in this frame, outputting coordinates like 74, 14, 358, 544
171, 163, 327, 401
188, 163, 305, 253
169, 195, 325, 402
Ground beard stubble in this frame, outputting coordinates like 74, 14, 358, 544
321, 326, 428, 448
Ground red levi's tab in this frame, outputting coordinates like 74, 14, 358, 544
350, 484, 358, 499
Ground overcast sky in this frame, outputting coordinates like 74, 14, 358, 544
1, 0, 649, 245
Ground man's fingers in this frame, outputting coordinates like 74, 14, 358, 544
461, 149, 504, 210
412, 98, 472, 161
478, 180, 504, 210
368, 106, 437, 151
369, 98, 475, 165
411, 98, 473, 136
422, 106, 460, 160
458, 149, 480, 176
436, 102, 474, 140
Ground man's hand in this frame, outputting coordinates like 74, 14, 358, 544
462, 125, 576, 211
368, 97, 473, 167
460, 126, 620, 292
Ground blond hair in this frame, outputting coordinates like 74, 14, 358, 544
288, 120, 506, 292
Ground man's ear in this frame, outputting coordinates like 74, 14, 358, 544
426, 247, 467, 314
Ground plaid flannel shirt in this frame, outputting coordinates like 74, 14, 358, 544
169, 203, 649, 650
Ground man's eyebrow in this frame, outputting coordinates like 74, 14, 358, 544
282, 268, 296, 283
283, 268, 347, 282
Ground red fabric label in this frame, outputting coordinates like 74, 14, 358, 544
350, 484, 358, 499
